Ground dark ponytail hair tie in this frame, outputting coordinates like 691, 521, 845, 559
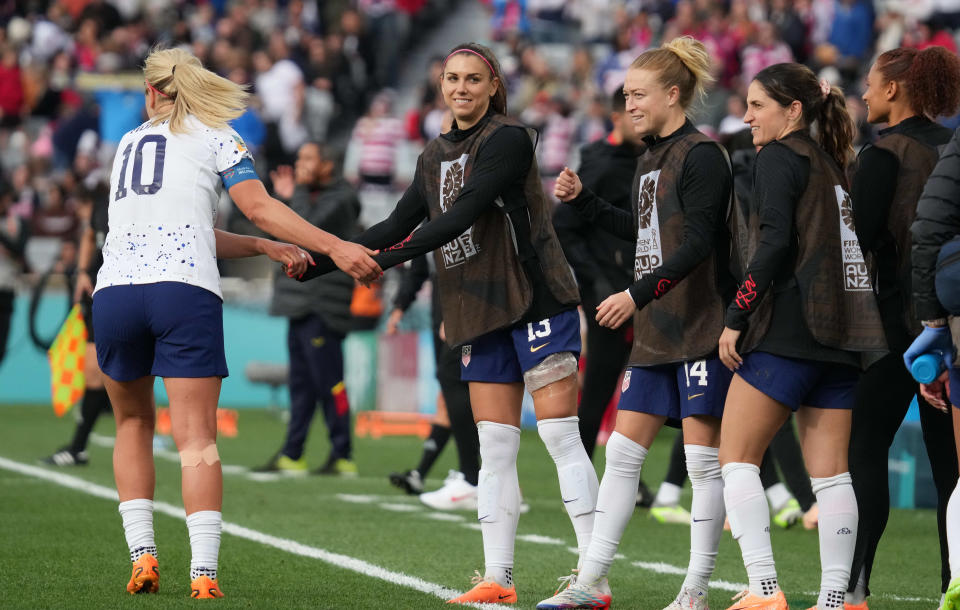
172, 65, 177, 76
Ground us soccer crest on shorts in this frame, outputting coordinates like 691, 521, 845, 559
462, 345, 472, 367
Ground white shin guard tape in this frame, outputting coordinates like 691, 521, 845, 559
557, 462, 594, 517
477, 468, 502, 523
524, 352, 578, 392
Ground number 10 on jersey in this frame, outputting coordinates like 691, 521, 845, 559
115, 135, 167, 201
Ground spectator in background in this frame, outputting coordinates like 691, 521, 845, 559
0, 45, 25, 127
741, 22, 795, 84
255, 142, 361, 476
829, 0, 874, 76
253, 34, 307, 161
0, 182, 26, 370
347, 90, 406, 191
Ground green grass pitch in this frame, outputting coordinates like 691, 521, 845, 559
0, 405, 943, 609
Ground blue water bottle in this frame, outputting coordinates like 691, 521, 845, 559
911, 353, 946, 384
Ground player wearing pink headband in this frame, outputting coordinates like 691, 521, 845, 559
298, 42, 595, 605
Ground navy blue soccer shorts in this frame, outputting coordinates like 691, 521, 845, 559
736, 351, 858, 411
617, 357, 731, 422
93, 282, 229, 381
460, 308, 581, 383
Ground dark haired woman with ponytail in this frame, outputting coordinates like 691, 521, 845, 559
847, 46, 960, 609
299, 42, 594, 605
716, 63, 886, 610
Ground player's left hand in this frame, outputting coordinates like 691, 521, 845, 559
718, 326, 743, 371
263, 241, 313, 277
596, 291, 636, 329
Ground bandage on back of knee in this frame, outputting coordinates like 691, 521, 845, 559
524, 352, 578, 393
179, 444, 220, 468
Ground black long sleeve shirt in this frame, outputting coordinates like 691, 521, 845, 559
302, 117, 569, 322
553, 136, 641, 304
726, 130, 857, 366
567, 121, 732, 310
852, 115, 952, 351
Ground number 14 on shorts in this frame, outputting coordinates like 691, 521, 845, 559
684, 360, 709, 387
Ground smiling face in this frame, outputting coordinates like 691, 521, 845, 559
623, 67, 679, 138
440, 53, 499, 130
744, 80, 801, 147
862, 62, 893, 124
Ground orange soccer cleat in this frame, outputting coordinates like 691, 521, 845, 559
190, 574, 224, 599
126, 553, 159, 594
726, 590, 789, 610
447, 572, 517, 605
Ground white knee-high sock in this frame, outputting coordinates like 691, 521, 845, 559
949, 482, 960, 579
683, 445, 725, 596
811, 473, 857, 609
477, 421, 522, 588
538, 416, 600, 566
186, 510, 222, 581
722, 462, 779, 597
579, 432, 647, 584
119, 499, 156, 561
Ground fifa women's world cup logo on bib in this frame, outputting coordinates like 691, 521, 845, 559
439, 154, 479, 269
834, 185, 870, 291
634, 171, 663, 280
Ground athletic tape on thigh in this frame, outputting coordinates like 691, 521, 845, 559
179, 443, 220, 468
524, 352, 579, 393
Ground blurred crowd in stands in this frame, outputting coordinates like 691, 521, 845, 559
2, 0, 960, 283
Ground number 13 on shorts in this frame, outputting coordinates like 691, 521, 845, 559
527, 319, 552, 342
684, 360, 709, 387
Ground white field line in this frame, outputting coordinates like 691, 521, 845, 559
425, 512, 466, 522
0, 456, 502, 608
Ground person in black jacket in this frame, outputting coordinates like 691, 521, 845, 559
44, 185, 112, 467
554, 87, 644, 462
848, 47, 960, 608
907, 126, 960, 610
254, 142, 362, 476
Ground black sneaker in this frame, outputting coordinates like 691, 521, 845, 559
635, 477, 655, 508
389, 469, 424, 494
43, 447, 88, 466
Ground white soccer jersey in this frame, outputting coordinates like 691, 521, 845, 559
95, 116, 252, 299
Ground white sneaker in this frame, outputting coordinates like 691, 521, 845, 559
664, 586, 709, 610
419, 470, 478, 511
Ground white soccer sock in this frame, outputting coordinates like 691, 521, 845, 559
579, 432, 648, 584
186, 510, 222, 581
949, 482, 960, 580
722, 462, 779, 597
811, 473, 857, 609
654, 481, 683, 507
477, 421, 522, 588
683, 445, 724, 596
119, 499, 156, 560
538, 416, 599, 566
765, 482, 793, 513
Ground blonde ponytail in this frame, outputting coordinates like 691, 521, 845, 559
143, 47, 249, 134
631, 36, 714, 110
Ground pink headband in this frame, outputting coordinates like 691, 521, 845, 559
146, 80, 171, 99
443, 48, 495, 77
